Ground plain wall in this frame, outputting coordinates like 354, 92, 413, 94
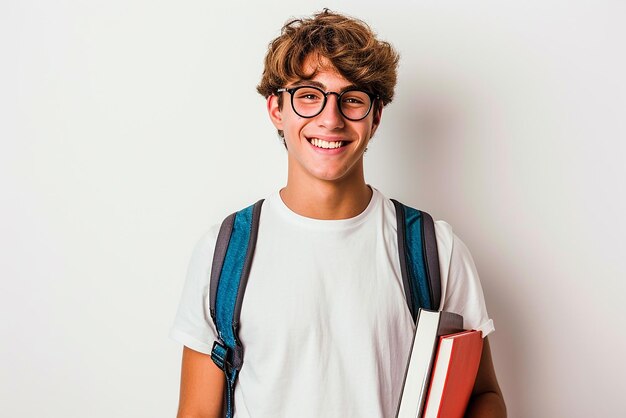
2, 1, 625, 417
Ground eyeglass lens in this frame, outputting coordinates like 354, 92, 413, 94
290, 86, 373, 120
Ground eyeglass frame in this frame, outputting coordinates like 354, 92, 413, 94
276, 85, 380, 121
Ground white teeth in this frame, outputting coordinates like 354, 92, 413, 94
310, 138, 344, 149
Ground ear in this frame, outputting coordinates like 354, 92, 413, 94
369, 103, 383, 138
267, 94, 284, 131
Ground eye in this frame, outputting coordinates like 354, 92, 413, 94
294, 88, 323, 101
341, 91, 369, 107
343, 96, 366, 104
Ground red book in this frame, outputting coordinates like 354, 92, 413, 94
422, 330, 483, 418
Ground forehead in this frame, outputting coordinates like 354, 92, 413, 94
288, 55, 354, 90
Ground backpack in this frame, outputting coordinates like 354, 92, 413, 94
208, 199, 441, 418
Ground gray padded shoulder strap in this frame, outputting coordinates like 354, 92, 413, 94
209, 213, 236, 318
421, 211, 441, 311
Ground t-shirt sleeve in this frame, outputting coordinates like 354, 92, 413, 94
169, 225, 221, 354
435, 221, 495, 338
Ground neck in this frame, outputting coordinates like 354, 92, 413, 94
280, 177, 372, 220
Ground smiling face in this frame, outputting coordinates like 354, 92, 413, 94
268, 58, 382, 188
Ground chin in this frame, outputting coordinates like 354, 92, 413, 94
309, 169, 352, 183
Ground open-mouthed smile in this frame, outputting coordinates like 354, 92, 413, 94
307, 137, 348, 149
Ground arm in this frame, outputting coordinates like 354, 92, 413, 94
176, 346, 225, 418
464, 337, 507, 418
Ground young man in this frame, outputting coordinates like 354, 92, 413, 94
171, 10, 506, 418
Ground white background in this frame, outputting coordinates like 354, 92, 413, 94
2, 1, 625, 417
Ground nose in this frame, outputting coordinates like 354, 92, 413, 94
317, 93, 345, 129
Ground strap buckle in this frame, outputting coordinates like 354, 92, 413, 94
211, 340, 233, 373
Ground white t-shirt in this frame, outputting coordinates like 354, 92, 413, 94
170, 188, 494, 418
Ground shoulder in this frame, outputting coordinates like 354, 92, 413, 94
190, 224, 221, 263
432, 219, 475, 265
183, 222, 223, 291
378, 194, 473, 271
433, 220, 477, 274
431, 219, 479, 285
433, 219, 455, 257
188, 197, 270, 271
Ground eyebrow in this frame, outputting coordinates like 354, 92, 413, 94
289, 80, 361, 92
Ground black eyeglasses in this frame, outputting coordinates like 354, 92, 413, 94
276, 86, 379, 121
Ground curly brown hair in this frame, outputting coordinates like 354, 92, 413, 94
257, 9, 400, 108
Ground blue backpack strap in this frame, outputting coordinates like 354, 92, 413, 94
209, 199, 264, 418
391, 199, 442, 320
